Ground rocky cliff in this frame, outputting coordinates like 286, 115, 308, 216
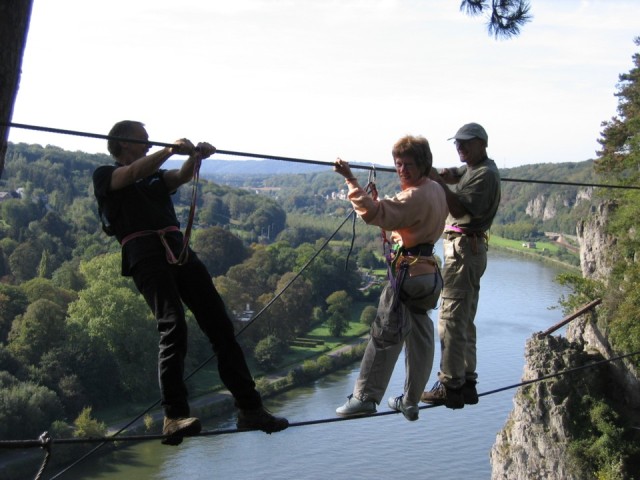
490, 334, 606, 480
490, 200, 640, 479
576, 200, 618, 281
524, 188, 593, 222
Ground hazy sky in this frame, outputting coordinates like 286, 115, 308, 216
8, 0, 640, 170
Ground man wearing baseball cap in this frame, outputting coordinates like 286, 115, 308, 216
421, 122, 501, 409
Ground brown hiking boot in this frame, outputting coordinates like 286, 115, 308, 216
420, 381, 464, 409
461, 380, 479, 405
162, 416, 202, 446
237, 407, 289, 434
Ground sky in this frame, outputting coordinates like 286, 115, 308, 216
7, 0, 640, 170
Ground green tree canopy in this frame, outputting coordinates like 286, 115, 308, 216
66, 254, 157, 400
192, 226, 248, 276
360, 305, 377, 326
326, 290, 352, 337
0, 283, 28, 343
8, 240, 42, 282
254, 334, 287, 371
7, 298, 67, 365
255, 272, 314, 341
20, 277, 77, 308
592, 38, 640, 358
0, 380, 62, 440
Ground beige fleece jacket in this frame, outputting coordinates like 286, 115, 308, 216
345, 176, 448, 249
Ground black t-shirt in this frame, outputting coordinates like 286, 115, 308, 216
93, 164, 184, 275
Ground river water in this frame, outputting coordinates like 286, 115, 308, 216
63, 249, 571, 480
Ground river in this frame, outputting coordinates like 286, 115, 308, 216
60, 249, 571, 480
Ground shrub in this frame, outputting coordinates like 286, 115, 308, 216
73, 407, 107, 438
254, 335, 287, 370
359, 305, 377, 326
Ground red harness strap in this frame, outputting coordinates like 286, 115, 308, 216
120, 226, 189, 265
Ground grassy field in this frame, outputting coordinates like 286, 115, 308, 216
488, 235, 580, 270
490, 235, 565, 253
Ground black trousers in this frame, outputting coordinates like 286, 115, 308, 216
131, 252, 262, 418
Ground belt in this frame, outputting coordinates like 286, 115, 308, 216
445, 230, 487, 239
400, 243, 434, 257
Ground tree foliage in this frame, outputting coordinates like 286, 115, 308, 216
67, 254, 158, 401
0, 378, 62, 440
254, 334, 287, 371
254, 272, 314, 342
591, 38, 640, 359
460, 0, 532, 39
7, 299, 67, 365
360, 305, 377, 326
192, 226, 248, 276
560, 37, 640, 478
326, 290, 352, 337
0, 284, 28, 343
73, 406, 107, 438
595, 38, 640, 185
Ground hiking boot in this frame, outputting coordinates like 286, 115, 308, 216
462, 380, 479, 405
237, 407, 289, 433
387, 394, 419, 421
420, 381, 464, 409
162, 416, 202, 446
335, 394, 377, 417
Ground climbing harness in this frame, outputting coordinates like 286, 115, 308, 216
444, 224, 489, 254
361, 168, 443, 314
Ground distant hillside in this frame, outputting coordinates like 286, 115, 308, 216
207, 158, 599, 235
495, 160, 597, 233
2, 142, 599, 236
165, 158, 327, 177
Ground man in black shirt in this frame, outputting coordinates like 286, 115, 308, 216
93, 120, 288, 445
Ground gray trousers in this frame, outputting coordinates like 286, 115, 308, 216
353, 271, 442, 407
437, 236, 488, 389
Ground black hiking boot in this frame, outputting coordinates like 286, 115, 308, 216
461, 380, 479, 405
237, 407, 289, 433
420, 381, 464, 409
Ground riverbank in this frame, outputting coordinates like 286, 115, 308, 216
490, 243, 580, 272
488, 234, 581, 272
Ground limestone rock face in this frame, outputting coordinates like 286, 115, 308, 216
490, 335, 604, 480
525, 194, 547, 219
525, 194, 558, 221
491, 200, 639, 479
524, 189, 592, 223
576, 201, 617, 281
